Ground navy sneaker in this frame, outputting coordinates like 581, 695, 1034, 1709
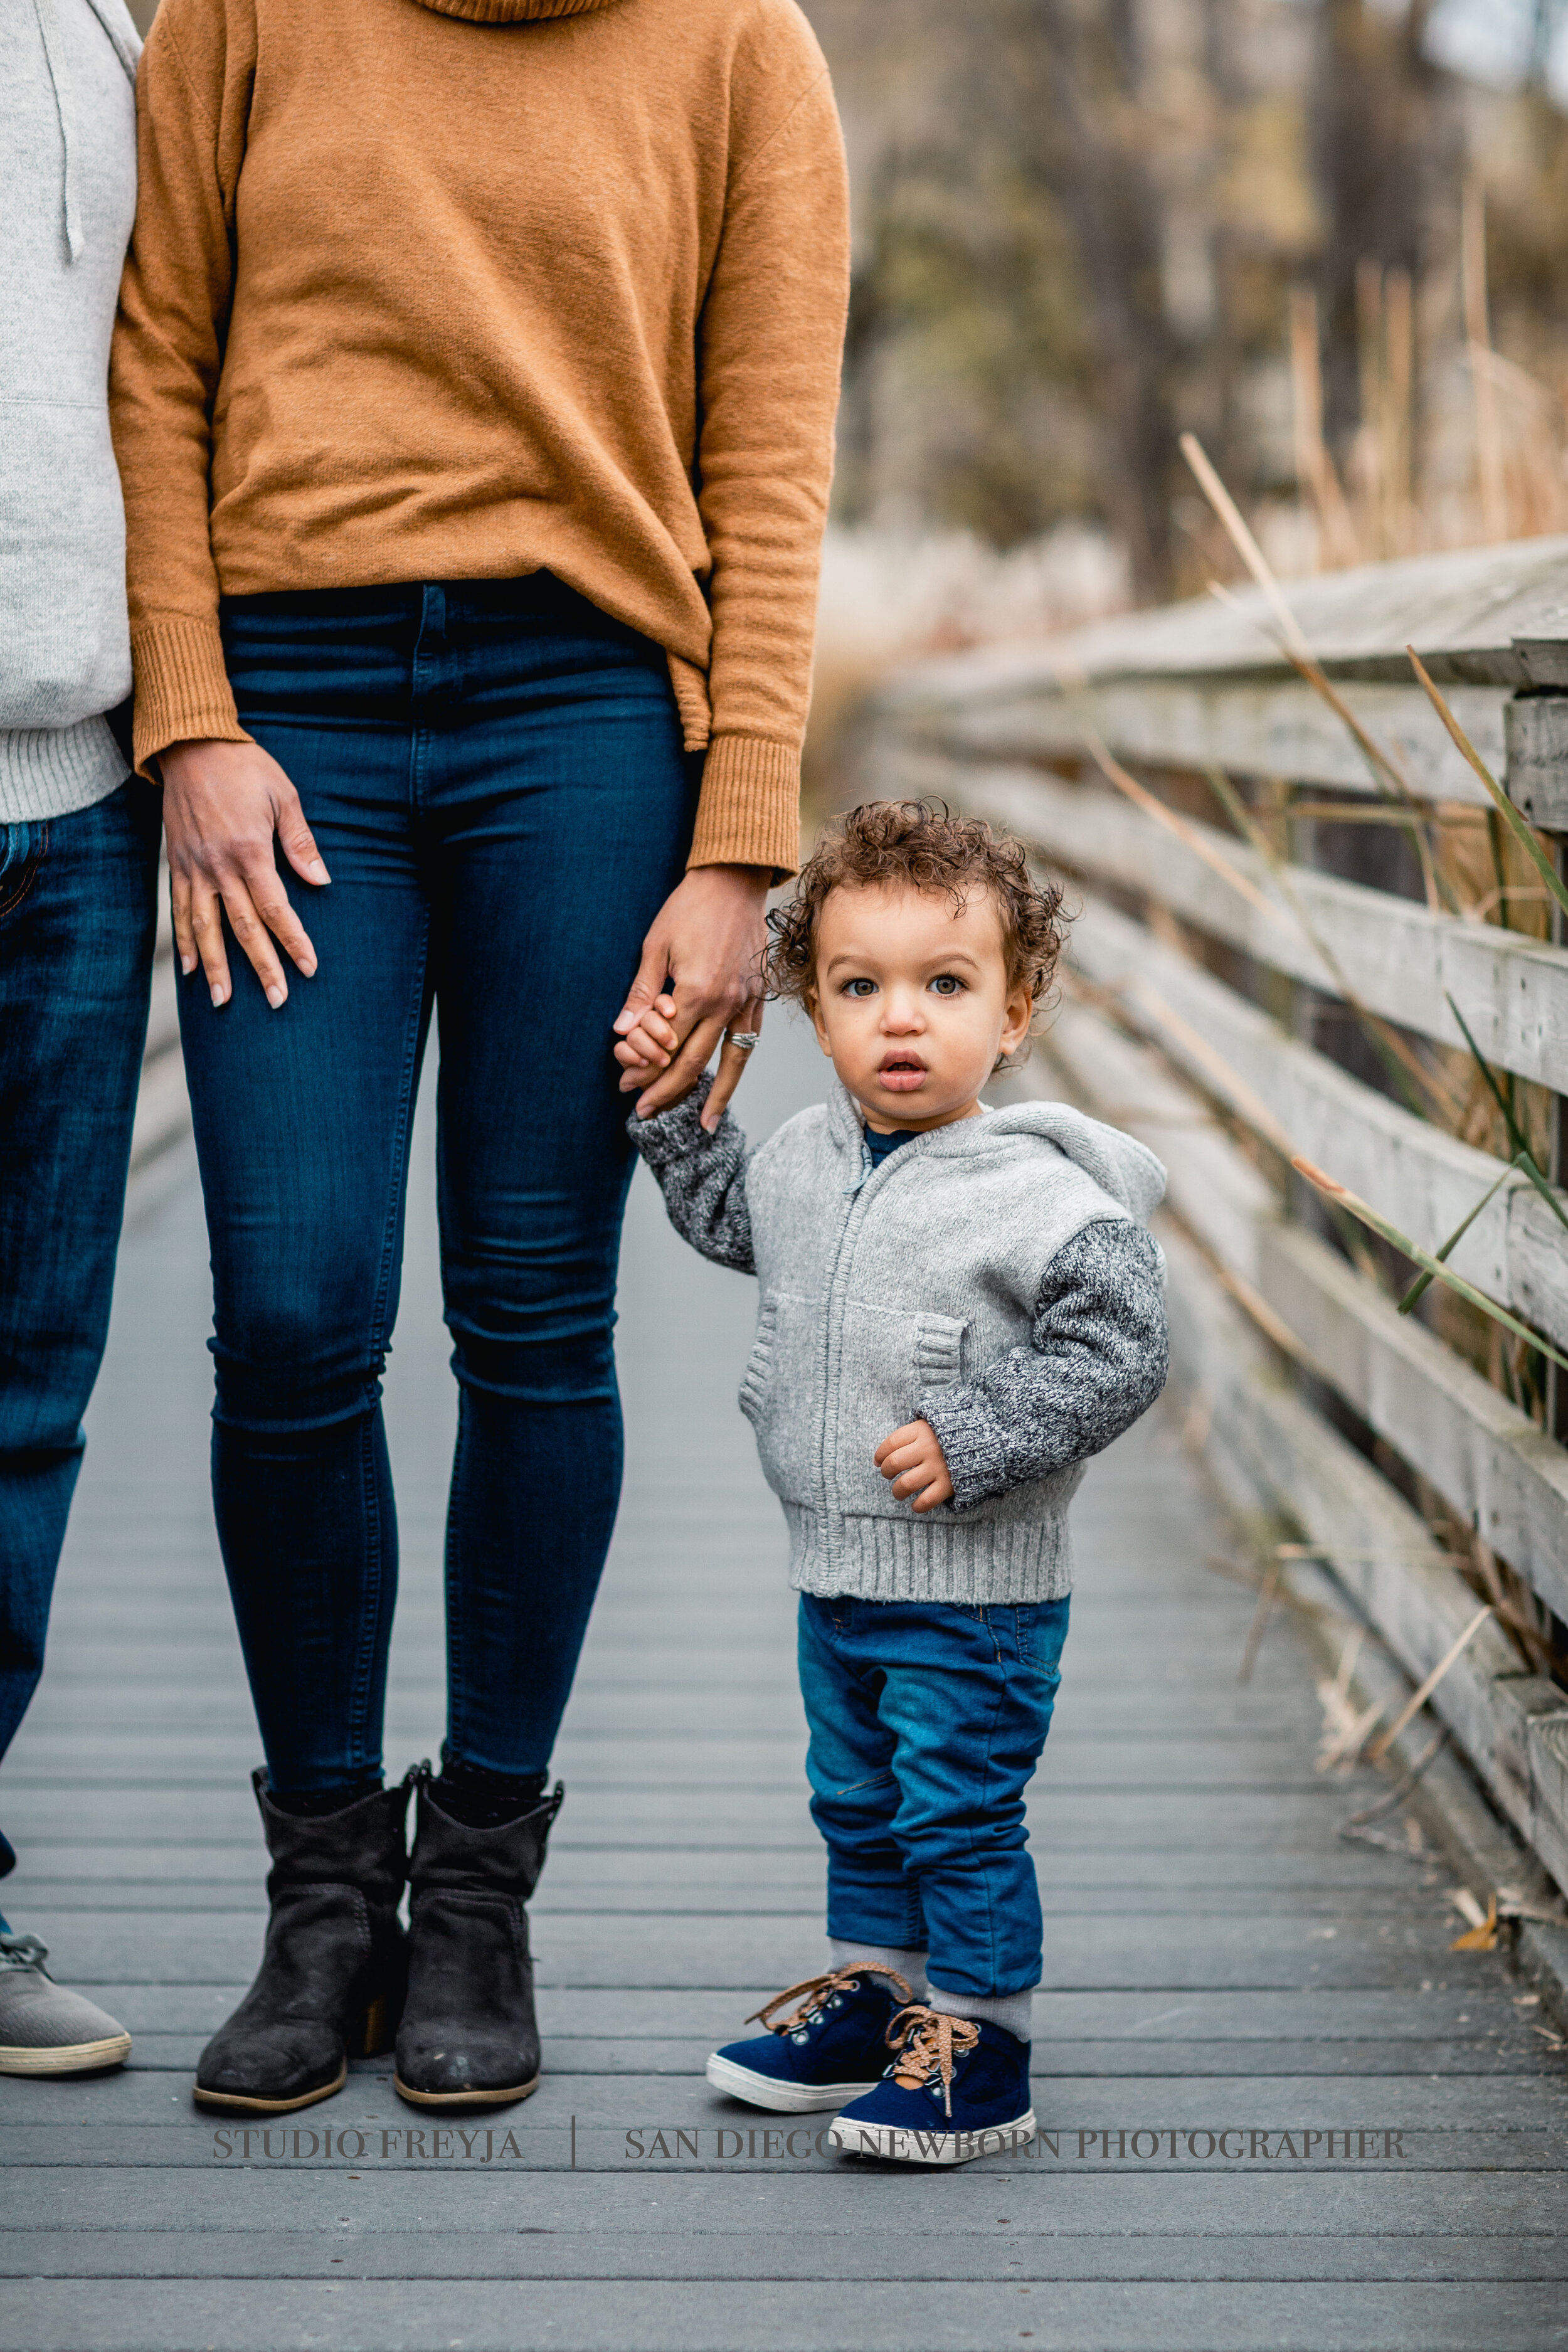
705, 1966, 911, 2113
829, 2005, 1035, 2164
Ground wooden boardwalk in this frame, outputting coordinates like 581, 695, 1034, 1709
2, 1017, 1566, 2351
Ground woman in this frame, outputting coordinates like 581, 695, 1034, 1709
110, 0, 847, 2116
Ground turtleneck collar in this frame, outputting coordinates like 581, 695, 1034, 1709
410, 0, 619, 20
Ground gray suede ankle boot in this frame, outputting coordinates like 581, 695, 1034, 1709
395, 1765, 563, 2108
194, 1769, 412, 2114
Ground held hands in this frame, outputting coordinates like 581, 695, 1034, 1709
614, 864, 770, 1130
159, 738, 329, 1009
874, 1419, 955, 1513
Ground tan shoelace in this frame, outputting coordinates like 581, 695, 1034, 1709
746, 1964, 912, 2037
884, 2005, 980, 2117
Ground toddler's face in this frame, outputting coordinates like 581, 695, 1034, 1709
807, 882, 1032, 1132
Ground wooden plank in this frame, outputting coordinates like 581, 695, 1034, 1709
130, 952, 189, 1172
1042, 993, 1568, 1890
1062, 888, 1568, 1352
8, 2271, 1568, 2351
871, 530, 1568, 694
1256, 1219, 1568, 1627
1052, 954, 1568, 1621
0, 2230, 1562, 2283
1504, 694, 1568, 831
1157, 1217, 1568, 1902
940, 758, 1568, 1093
924, 675, 1507, 806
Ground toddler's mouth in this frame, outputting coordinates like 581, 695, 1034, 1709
878, 1054, 927, 1091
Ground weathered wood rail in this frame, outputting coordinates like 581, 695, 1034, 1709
859, 536, 1568, 1915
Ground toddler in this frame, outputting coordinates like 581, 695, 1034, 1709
626, 802, 1168, 2164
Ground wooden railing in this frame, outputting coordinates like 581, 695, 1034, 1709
859, 534, 1568, 1906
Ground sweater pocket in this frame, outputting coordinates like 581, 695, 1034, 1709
739, 1290, 822, 1507
834, 1304, 968, 1516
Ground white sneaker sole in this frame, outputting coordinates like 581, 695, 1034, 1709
829, 2107, 1037, 2165
704, 2052, 879, 2113
0, 2032, 132, 2076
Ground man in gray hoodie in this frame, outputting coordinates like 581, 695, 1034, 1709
0, 0, 155, 2076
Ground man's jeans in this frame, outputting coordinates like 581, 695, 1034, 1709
0, 781, 160, 1768
182, 578, 696, 1798
798, 1591, 1071, 1999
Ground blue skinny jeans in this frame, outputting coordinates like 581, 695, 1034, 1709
798, 1592, 1071, 1999
181, 578, 696, 1798
0, 783, 159, 1774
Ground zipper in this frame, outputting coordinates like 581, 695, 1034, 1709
818, 1155, 893, 1571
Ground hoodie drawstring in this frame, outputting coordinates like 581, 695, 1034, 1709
33, 0, 83, 262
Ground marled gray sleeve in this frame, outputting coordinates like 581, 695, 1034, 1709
625, 1073, 756, 1275
919, 1220, 1168, 1512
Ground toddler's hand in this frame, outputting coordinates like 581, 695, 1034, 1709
616, 993, 679, 1091
874, 1419, 954, 1513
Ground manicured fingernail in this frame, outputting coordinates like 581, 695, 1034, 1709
307, 861, 329, 884
266, 985, 285, 1009
180, 954, 196, 976
300, 959, 317, 978
211, 983, 227, 1007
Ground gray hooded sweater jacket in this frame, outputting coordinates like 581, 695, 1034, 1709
631, 1078, 1170, 1605
0, 0, 140, 822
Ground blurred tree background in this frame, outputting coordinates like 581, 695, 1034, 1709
806, 0, 1568, 620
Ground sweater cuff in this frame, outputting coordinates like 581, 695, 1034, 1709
687, 735, 801, 878
131, 619, 250, 778
918, 1385, 1013, 1513
625, 1072, 716, 1165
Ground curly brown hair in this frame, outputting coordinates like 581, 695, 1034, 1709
764, 802, 1066, 1046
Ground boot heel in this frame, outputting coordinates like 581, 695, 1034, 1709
358, 1989, 400, 2057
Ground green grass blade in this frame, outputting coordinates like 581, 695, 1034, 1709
1396, 1154, 1525, 1314
1294, 1155, 1568, 1374
1444, 992, 1530, 1162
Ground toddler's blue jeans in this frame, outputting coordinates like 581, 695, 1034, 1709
798, 1591, 1070, 2000
181, 577, 696, 1798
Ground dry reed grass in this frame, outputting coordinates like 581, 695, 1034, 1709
1288, 183, 1568, 568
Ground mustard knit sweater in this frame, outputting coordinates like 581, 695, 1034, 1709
109, 0, 849, 872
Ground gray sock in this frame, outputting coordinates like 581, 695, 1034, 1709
828, 1940, 927, 2000
928, 1984, 1034, 2045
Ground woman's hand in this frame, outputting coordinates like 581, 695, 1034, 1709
160, 738, 330, 1009
874, 1420, 955, 1513
614, 864, 770, 1120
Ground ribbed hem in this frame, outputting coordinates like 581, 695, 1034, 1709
687, 734, 801, 879
130, 619, 250, 777
0, 718, 127, 822
919, 1389, 1012, 1512
785, 1505, 1073, 1605
416, 0, 616, 18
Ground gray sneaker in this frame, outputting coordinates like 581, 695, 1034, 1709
0, 1932, 131, 2074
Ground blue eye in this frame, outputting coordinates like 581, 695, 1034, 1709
842, 977, 877, 999
929, 974, 964, 997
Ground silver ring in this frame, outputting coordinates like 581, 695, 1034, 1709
724, 1030, 761, 1055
